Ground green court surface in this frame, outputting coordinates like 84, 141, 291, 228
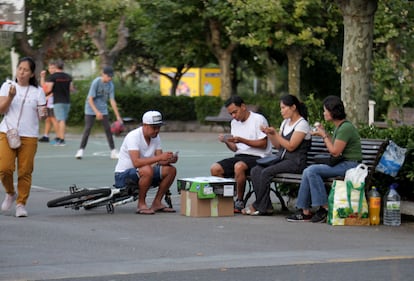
32, 132, 232, 194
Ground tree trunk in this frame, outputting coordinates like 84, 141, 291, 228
218, 53, 233, 100
286, 46, 302, 98
16, 29, 66, 78
208, 19, 237, 101
86, 17, 128, 70
265, 57, 277, 95
336, 0, 378, 125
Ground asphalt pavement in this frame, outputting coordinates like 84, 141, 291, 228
0, 131, 413, 281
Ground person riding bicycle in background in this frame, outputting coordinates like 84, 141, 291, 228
114, 111, 177, 215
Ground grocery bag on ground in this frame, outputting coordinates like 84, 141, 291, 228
375, 140, 407, 177
328, 180, 369, 226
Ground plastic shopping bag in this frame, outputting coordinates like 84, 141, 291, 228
327, 180, 369, 226
344, 164, 368, 188
375, 141, 407, 177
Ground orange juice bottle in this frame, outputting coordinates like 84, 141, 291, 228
368, 186, 381, 225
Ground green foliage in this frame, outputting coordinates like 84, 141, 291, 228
194, 96, 223, 122
68, 79, 198, 126
303, 93, 323, 125
136, 0, 212, 68
0, 48, 12, 81
371, 0, 414, 120
67, 80, 90, 125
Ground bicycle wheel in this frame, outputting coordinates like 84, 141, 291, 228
47, 188, 111, 208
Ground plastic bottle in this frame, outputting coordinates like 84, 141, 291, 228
383, 183, 401, 226
368, 186, 381, 225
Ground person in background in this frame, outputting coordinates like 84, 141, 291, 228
75, 66, 122, 160
114, 111, 177, 214
286, 95, 362, 223
0, 57, 47, 217
244, 95, 311, 216
38, 62, 58, 143
42, 59, 73, 146
210, 95, 271, 213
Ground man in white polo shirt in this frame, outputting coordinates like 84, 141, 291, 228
114, 111, 178, 215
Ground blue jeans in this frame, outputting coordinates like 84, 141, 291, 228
296, 161, 359, 209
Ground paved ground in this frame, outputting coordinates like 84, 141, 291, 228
1, 132, 413, 281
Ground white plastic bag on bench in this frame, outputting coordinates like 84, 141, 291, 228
345, 164, 368, 188
375, 140, 407, 177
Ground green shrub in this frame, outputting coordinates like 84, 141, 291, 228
194, 96, 223, 122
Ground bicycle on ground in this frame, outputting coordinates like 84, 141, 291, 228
47, 183, 172, 214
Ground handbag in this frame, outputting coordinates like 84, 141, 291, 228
375, 140, 407, 177
314, 154, 345, 166
4, 85, 29, 149
6, 128, 21, 149
256, 155, 282, 166
257, 148, 286, 167
327, 180, 369, 226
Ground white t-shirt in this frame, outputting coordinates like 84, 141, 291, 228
0, 82, 46, 137
114, 127, 162, 172
230, 111, 272, 157
280, 118, 311, 140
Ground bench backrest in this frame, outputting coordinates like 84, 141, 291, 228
307, 137, 387, 167
307, 137, 388, 187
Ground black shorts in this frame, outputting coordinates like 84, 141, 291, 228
217, 154, 260, 178
47, 108, 55, 117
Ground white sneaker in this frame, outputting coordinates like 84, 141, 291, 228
15, 204, 28, 217
110, 149, 119, 159
1, 193, 16, 211
75, 149, 84, 159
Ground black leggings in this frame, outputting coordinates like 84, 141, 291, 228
79, 114, 115, 150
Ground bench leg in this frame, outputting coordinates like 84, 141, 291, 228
270, 183, 289, 211
243, 179, 254, 206
244, 179, 289, 212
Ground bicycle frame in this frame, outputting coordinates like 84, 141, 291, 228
48, 184, 173, 214
69, 185, 138, 213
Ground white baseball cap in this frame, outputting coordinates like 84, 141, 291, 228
142, 111, 164, 125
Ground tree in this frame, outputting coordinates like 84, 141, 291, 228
14, 0, 130, 77
14, 0, 78, 77
231, 0, 341, 98
137, 0, 258, 100
133, 0, 209, 96
75, 0, 131, 69
84, 17, 129, 68
335, 0, 378, 125
371, 1, 414, 120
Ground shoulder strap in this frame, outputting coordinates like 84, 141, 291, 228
5, 86, 30, 130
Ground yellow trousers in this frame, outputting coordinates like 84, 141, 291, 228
0, 133, 38, 206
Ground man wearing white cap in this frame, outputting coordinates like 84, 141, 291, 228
114, 111, 178, 214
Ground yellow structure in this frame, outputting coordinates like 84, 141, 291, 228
160, 67, 221, 97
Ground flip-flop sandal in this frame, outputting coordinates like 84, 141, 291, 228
136, 208, 155, 215
241, 206, 255, 215
243, 207, 273, 216
154, 207, 176, 213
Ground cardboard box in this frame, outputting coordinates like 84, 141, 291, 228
177, 176, 236, 217
177, 176, 235, 199
180, 191, 234, 217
